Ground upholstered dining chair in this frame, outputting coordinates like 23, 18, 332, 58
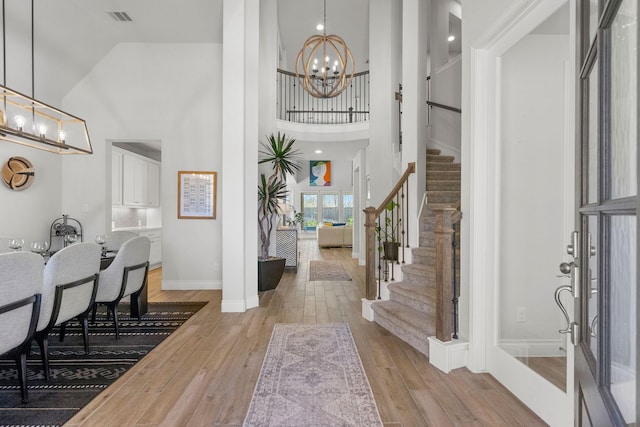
0, 251, 43, 403
34, 242, 101, 380
93, 236, 150, 339
104, 230, 137, 252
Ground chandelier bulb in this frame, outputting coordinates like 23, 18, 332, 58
14, 115, 25, 131
38, 124, 47, 138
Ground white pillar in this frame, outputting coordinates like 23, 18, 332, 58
368, 0, 402, 207
402, 0, 429, 248
222, 0, 260, 312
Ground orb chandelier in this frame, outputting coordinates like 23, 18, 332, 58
295, 0, 355, 99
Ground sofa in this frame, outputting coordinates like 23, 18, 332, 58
317, 223, 353, 248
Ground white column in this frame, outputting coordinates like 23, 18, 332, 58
222, 0, 260, 312
368, 0, 402, 207
402, 0, 428, 248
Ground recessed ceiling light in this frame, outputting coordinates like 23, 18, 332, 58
448, 35, 455, 42
315, 150, 322, 154
316, 23, 324, 31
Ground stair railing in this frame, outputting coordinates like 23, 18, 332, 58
363, 162, 415, 300
431, 202, 462, 342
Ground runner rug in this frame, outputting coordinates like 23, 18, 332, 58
0, 301, 207, 427
308, 260, 352, 281
243, 323, 383, 427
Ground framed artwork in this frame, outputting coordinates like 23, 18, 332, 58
178, 171, 217, 219
310, 160, 331, 186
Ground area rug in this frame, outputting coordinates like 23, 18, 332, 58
308, 260, 352, 281
0, 301, 207, 427
243, 323, 382, 427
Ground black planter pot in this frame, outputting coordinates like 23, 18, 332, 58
383, 242, 400, 261
258, 257, 286, 292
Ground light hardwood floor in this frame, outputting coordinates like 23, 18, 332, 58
66, 239, 546, 426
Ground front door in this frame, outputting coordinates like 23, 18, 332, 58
574, 0, 638, 425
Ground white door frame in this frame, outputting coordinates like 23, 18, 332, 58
466, 1, 576, 425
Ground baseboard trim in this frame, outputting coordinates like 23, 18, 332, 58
428, 336, 469, 373
221, 299, 247, 313
162, 279, 222, 290
361, 298, 375, 321
498, 339, 565, 357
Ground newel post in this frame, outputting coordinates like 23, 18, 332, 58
433, 206, 456, 341
364, 206, 378, 300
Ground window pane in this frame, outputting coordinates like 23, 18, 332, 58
609, 215, 637, 423
302, 193, 318, 229
589, 0, 599, 42
587, 215, 599, 359
610, 0, 637, 199
587, 59, 599, 204
321, 193, 339, 222
343, 193, 353, 224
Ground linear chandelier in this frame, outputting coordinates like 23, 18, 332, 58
0, 0, 92, 154
295, 0, 355, 99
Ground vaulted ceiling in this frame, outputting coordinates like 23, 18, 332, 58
2, 0, 369, 106
1, 0, 369, 158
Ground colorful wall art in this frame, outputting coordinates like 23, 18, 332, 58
310, 160, 331, 186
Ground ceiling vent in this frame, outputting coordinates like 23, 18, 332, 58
108, 11, 133, 22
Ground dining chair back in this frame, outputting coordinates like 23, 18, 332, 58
104, 230, 137, 252
35, 242, 101, 380
94, 236, 150, 338
0, 251, 43, 402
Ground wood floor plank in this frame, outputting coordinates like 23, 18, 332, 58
65, 239, 546, 426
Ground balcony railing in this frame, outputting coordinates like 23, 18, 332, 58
277, 69, 370, 124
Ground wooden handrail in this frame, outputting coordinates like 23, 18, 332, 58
373, 163, 415, 216
363, 162, 416, 300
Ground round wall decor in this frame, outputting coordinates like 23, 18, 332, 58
2, 156, 35, 191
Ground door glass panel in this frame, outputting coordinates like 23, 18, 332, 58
321, 193, 339, 223
610, 0, 638, 199
609, 215, 637, 423
587, 59, 599, 204
587, 215, 599, 359
589, 0, 599, 42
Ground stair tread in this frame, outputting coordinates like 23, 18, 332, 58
389, 281, 434, 300
412, 246, 436, 255
373, 300, 435, 338
401, 263, 434, 275
426, 154, 455, 163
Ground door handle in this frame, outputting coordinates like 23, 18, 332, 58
559, 261, 580, 299
554, 284, 572, 334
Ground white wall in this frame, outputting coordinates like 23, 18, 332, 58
289, 158, 354, 223
498, 34, 569, 346
62, 43, 222, 289
0, 145, 62, 250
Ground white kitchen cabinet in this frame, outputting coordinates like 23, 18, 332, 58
122, 154, 148, 206
112, 150, 123, 205
139, 229, 162, 269
147, 162, 160, 207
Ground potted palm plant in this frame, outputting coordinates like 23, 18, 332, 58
376, 200, 402, 261
257, 132, 300, 291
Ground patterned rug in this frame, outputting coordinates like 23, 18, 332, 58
243, 323, 382, 426
0, 301, 207, 427
308, 260, 352, 281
